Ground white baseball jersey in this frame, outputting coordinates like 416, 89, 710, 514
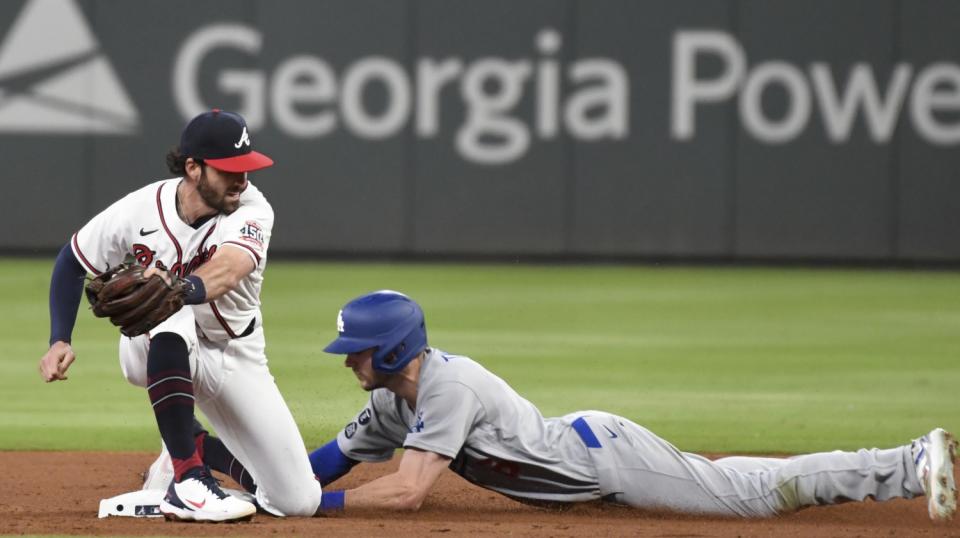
193, 182, 273, 341
71, 178, 217, 277
336, 348, 926, 515
79, 176, 321, 516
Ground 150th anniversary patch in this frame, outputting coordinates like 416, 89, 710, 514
240, 220, 264, 248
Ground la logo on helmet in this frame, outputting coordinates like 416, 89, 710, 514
336, 310, 344, 333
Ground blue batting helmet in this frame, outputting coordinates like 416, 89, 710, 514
323, 290, 428, 373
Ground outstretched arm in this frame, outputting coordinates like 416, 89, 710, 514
189, 245, 255, 301
39, 243, 87, 382
309, 439, 360, 486
319, 448, 452, 513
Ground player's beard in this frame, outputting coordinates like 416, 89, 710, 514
197, 170, 241, 215
354, 369, 390, 391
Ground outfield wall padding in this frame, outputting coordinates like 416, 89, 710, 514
1, 0, 957, 262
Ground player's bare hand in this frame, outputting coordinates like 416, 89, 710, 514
143, 267, 173, 286
39, 341, 75, 382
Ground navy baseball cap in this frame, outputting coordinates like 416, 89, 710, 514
179, 109, 274, 173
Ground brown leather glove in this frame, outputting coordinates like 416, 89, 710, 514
85, 256, 188, 337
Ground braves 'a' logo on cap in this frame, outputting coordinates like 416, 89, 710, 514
0, 0, 139, 133
234, 126, 250, 149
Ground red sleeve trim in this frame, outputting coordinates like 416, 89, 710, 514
222, 240, 262, 264
71, 232, 101, 275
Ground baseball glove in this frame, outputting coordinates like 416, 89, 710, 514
84, 255, 188, 337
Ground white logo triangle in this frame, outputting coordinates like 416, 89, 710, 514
0, 0, 139, 133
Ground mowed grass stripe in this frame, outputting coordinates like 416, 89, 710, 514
1, 259, 957, 453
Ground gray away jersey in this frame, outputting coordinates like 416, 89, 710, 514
337, 350, 926, 517
336, 348, 602, 504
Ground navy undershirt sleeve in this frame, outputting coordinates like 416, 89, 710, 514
309, 439, 359, 486
49, 243, 87, 346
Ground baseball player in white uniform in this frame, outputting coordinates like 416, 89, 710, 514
294, 290, 955, 520
39, 110, 321, 521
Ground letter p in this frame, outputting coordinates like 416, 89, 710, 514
671, 30, 745, 140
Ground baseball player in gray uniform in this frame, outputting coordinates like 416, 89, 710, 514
296, 290, 956, 520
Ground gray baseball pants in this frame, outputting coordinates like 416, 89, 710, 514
574, 412, 924, 517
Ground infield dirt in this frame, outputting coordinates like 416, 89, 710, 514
1, 452, 957, 537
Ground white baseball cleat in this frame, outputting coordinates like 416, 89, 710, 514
912, 427, 957, 521
141, 444, 174, 491
160, 472, 256, 522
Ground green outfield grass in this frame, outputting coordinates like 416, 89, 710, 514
2, 259, 958, 454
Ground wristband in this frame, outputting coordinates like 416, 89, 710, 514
183, 275, 206, 305
319, 490, 345, 512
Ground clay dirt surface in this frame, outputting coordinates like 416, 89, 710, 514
2, 452, 958, 537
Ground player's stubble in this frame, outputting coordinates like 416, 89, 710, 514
197, 168, 246, 215
346, 350, 391, 392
